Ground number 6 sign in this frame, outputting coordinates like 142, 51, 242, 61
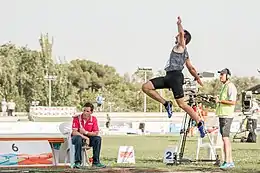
12, 144, 19, 152
163, 147, 177, 164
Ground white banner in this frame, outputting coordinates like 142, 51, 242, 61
29, 106, 77, 117
0, 122, 64, 135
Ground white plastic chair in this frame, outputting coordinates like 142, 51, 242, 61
59, 122, 91, 168
196, 128, 224, 161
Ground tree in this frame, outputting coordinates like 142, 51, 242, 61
0, 34, 258, 112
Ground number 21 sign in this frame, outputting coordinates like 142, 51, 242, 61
163, 147, 177, 164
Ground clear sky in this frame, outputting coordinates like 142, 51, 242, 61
1, 0, 260, 78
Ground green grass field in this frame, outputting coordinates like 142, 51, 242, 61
2, 135, 259, 173
99, 135, 260, 173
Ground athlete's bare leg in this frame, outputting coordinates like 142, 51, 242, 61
142, 81, 166, 104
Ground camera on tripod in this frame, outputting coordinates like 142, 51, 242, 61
183, 76, 216, 107
182, 71, 215, 97
175, 77, 221, 166
166, 72, 223, 166
233, 84, 260, 143
241, 84, 260, 114
183, 78, 198, 106
241, 91, 253, 114
183, 78, 198, 94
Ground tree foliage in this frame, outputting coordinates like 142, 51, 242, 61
0, 33, 259, 112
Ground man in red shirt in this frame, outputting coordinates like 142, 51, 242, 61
71, 102, 105, 168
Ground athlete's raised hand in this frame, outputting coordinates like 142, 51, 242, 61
177, 16, 182, 25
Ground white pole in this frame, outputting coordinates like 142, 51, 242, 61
45, 75, 57, 107
137, 67, 152, 113
49, 79, 51, 107
159, 89, 163, 112
144, 71, 147, 113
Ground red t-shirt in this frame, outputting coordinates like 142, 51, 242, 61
72, 114, 99, 132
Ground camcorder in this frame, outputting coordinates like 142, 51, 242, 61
233, 84, 260, 143
182, 73, 215, 105
241, 84, 260, 115
183, 77, 198, 96
241, 91, 253, 114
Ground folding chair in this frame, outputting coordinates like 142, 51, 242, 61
59, 122, 91, 168
196, 128, 224, 161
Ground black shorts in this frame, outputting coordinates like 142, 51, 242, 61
97, 103, 102, 107
150, 70, 184, 99
219, 117, 233, 137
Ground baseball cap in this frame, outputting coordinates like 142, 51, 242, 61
217, 68, 231, 76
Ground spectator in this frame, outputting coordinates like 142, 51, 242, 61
7, 99, 15, 116
105, 113, 111, 128
1, 98, 7, 116
71, 102, 106, 169
96, 94, 104, 112
197, 102, 206, 121
188, 103, 207, 137
202, 106, 209, 122
188, 105, 197, 137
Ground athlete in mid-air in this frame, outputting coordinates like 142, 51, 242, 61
142, 16, 206, 138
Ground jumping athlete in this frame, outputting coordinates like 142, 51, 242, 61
142, 16, 206, 138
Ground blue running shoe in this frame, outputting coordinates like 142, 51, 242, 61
164, 101, 173, 118
198, 121, 206, 138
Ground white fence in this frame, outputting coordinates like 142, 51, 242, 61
29, 106, 77, 117
1, 109, 260, 134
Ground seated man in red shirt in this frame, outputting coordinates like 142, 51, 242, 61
71, 102, 106, 168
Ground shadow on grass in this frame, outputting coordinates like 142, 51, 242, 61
100, 157, 260, 173
185, 166, 260, 173
136, 158, 162, 163
0, 165, 259, 173
167, 139, 179, 142
168, 138, 198, 143
67, 166, 260, 173
102, 157, 162, 163
233, 148, 260, 151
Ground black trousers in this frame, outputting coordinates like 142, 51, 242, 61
8, 109, 14, 116
72, 135, 102, 164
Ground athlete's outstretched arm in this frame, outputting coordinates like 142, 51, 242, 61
177, 16, 185, 48
185, 59, 203, 86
